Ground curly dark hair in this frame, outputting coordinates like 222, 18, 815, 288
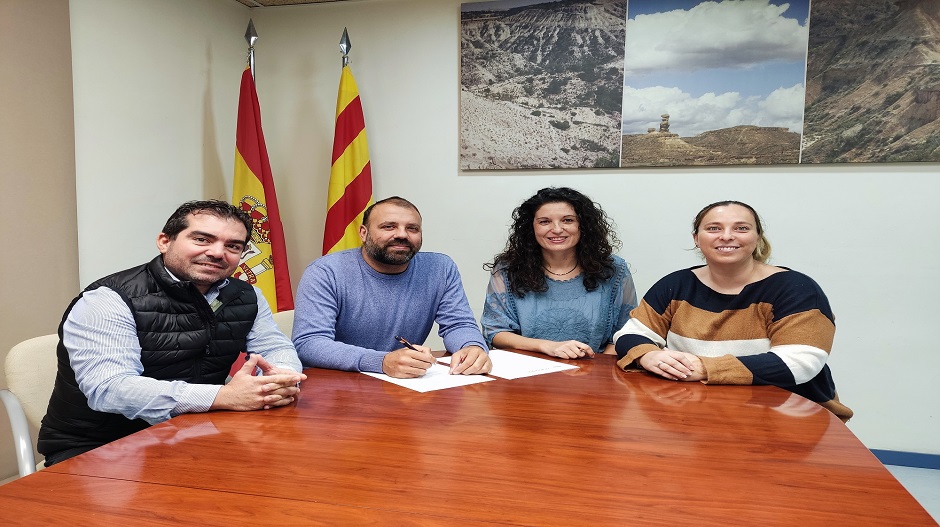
485, 187, 621, 296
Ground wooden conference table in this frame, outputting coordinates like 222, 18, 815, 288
0, 353, 934, 526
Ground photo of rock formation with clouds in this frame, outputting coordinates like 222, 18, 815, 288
620, 0, 808, 167
460, 0, 626, 170
801, 0, 940, 163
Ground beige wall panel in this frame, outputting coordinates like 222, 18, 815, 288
0, 0, 78, 481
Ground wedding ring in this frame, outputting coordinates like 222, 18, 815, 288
658, 362, 666, 369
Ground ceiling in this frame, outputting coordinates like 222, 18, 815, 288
233, 0, 347, 6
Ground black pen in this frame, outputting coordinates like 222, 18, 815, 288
395, 336, 448, 369
394, 335, 420, 352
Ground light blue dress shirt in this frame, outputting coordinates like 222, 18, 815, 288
63, 276, 301, 425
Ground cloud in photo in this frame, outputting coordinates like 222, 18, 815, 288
622, 83, 805, 137
625, 0, 808, 75
622, 1, 808, 136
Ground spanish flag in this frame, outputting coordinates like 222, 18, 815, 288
322, 64, 373, 255
232, 65, 293, 312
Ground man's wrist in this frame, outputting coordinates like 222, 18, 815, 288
359, 352, 387, 374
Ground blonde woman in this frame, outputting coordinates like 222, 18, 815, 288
613, 201, 852, 421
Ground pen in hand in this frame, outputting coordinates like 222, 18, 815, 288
394, 335, 421, 352
394, 336, 447, 371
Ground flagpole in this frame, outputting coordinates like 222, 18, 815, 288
340, 27, 350, 67
245, 19, 258, 80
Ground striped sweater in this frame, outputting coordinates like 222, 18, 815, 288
613, 266, 852, 421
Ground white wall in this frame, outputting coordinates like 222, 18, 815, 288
70, 0, 248, 283
67, 0, 938, 454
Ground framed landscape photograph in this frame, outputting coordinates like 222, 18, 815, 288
459, 0, 940, 170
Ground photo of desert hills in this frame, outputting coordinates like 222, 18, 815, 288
802, 0, 940, 163
460, 0, 626, 169
460, 0, 940, 169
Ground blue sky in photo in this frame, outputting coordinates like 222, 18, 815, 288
622, 0, 811, 136
631, 61, 807, 98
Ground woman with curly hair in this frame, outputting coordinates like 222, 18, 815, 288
481, 187, 637, 358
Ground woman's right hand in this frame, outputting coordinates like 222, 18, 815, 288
539, 340, 595, 359
637, 348, 702, 381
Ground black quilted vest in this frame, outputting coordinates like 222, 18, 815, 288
38, 256, 257, 457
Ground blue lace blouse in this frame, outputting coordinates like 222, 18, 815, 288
481, 255, 637, 352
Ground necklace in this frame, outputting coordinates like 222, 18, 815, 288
543, 262, 578, 276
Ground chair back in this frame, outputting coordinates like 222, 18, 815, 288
272, 309, 295, 338
2, 334, 58, 477
5, 334, 58, 429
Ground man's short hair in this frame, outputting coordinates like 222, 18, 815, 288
162, 200, 253, 242
362, 196, 421, 225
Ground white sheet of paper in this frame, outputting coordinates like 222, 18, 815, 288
440, 349, 578, 380
361, 363, 495, 392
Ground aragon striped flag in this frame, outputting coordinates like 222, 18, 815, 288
232, 64, 294, 313
322, 64, 373, 255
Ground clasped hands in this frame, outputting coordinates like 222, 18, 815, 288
382, 344, 492, 378
212, 354, 307, 411
637, 348, 705, 382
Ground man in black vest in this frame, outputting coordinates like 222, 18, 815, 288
38, 200, 306, 465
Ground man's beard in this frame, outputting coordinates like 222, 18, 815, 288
364, 236, 418, 265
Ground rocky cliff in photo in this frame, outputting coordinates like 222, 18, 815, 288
460, 0, 627, 169
802, 0, 940, 162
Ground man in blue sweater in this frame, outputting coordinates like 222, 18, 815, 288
293, 196, 492, 378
